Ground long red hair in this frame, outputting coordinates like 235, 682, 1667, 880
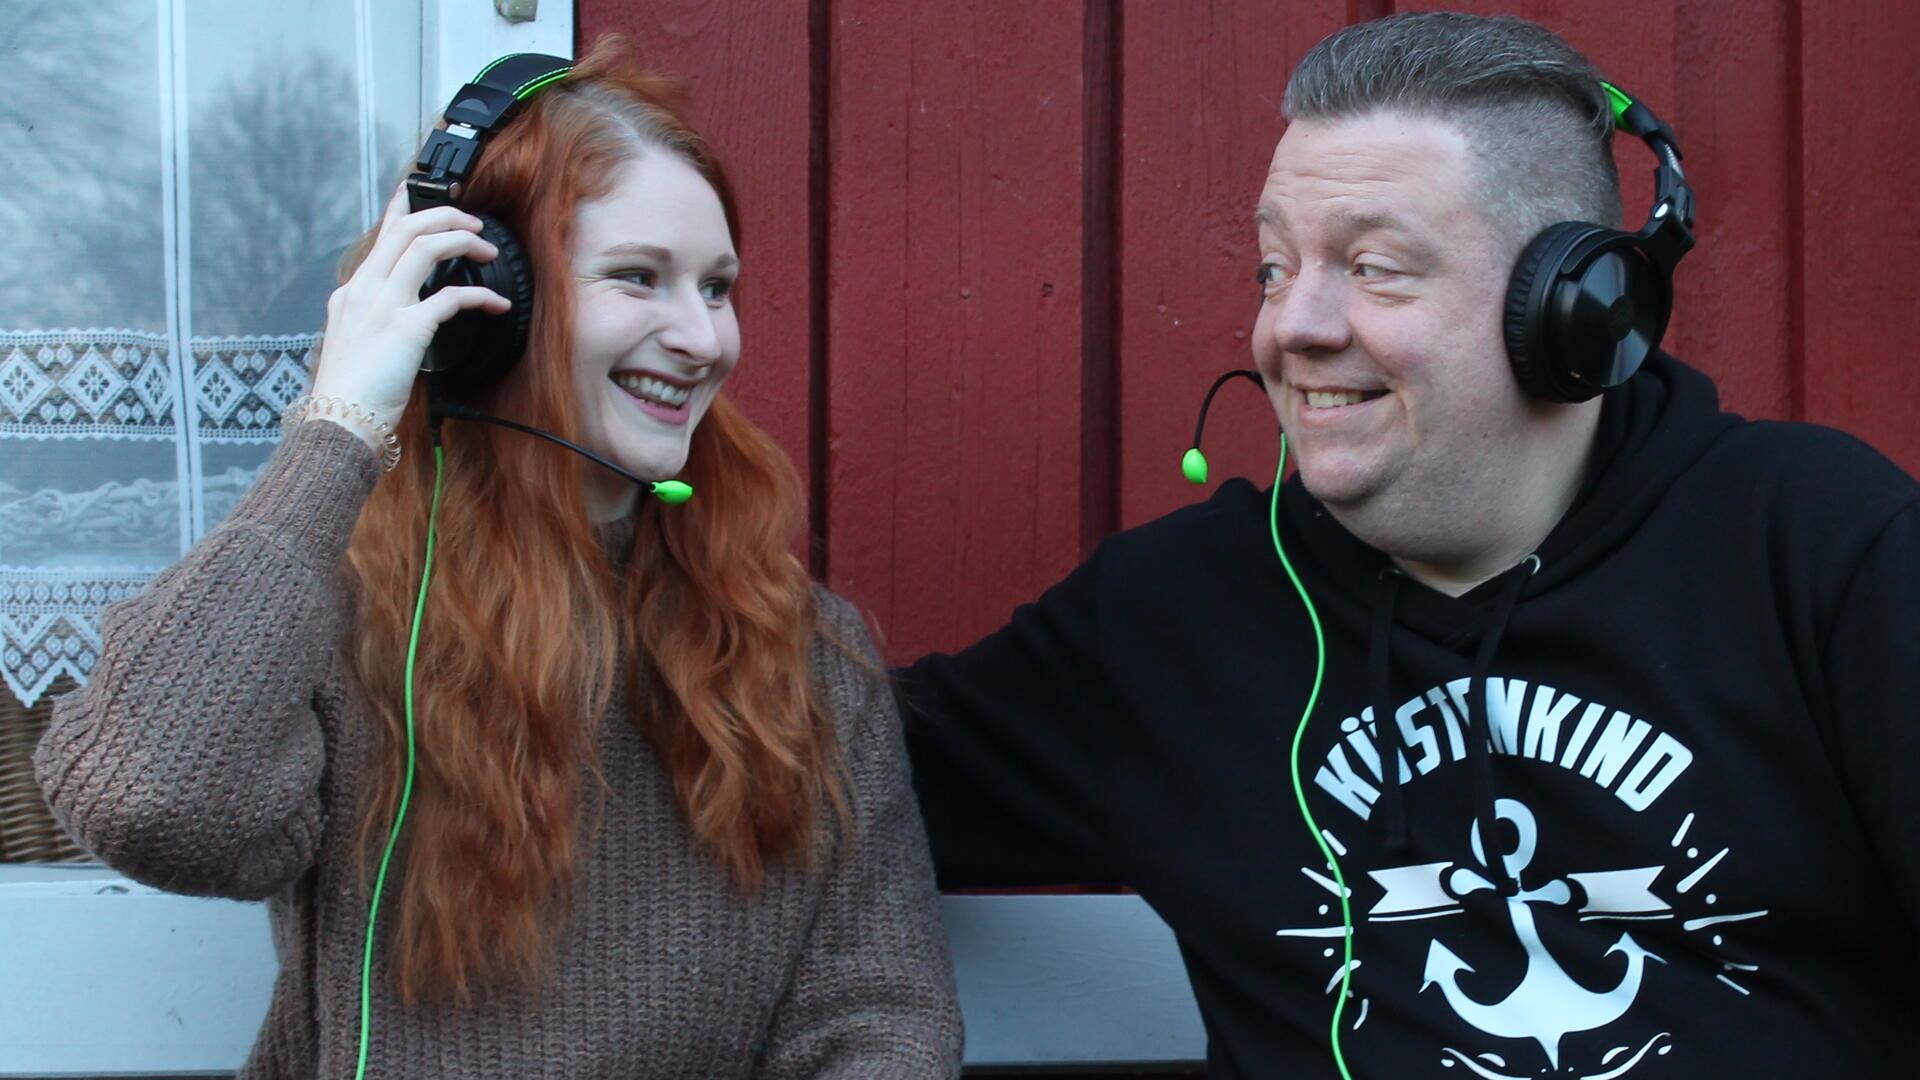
343, 37, 840, 1005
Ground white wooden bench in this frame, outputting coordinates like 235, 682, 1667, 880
0, 865, 1204, 1075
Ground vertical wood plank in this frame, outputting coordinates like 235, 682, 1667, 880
1114, 0, 1346, 530
827, 1, 1088, 660
1798, 0, 1920, 473
1668, 0, 1795, 421
1080, 1, 1119, 558
576, 0, 817, 503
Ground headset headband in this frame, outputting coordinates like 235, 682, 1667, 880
1601, 81, 1695, 272
406, 53, 574, 212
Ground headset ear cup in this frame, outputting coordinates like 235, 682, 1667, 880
1503, 222, 1602, 403
468, 216, 536, 383
426, 215, 536, 390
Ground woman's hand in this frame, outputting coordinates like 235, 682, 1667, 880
309, 185, 512, 439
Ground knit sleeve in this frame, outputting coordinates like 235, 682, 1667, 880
34, 418, 380, 899
753, 589, 965, 1080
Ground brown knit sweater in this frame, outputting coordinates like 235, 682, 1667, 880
34, 417, 963, 1078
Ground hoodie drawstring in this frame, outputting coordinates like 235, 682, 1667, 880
1467, 555, 1538, 896
1370, 568, 1410, 852
1366, 555, 1539, 894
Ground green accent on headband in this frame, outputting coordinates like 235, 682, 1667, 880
468, 53, 573, 100
514, 67, 574, 100
651, 480, 694, 504
1181, 447, 1210, 485
1602, 81, 1633, 129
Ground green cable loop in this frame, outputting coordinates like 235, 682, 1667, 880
356, 445, 442, 1079
1273, 435, 1356, 1080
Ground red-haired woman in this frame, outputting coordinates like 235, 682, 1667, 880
37, 39, 962, 1078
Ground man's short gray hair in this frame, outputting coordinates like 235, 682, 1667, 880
1282, 12, 1624, 253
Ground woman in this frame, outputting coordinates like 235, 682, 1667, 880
35, 38, 962, 1078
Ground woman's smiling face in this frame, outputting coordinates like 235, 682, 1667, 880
568, 149, 740, 520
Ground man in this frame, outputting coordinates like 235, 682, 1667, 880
895, 12, 1918, 1078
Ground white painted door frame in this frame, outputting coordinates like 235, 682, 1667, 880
425, 0, 576, 112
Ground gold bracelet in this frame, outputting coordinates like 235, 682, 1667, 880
280, 394, 403, 472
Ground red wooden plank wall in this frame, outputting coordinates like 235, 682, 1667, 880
582, 0, 1920, 666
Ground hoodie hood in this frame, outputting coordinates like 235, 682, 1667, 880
1281, 352, 1740, 633
1277, 352, 1742, 885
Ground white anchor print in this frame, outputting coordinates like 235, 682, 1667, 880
1420, 799, 1666, 1071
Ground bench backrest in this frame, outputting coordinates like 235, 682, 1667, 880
0, 866, 1204, 1075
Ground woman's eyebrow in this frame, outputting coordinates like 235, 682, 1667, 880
598, 242, 674, 262
595, 242, 738, 272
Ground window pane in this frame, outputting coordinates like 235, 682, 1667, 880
1, 0, 423, 710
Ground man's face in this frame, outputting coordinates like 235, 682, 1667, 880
1252, 111, 1534, 520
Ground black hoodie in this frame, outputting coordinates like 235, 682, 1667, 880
896, 354, 1920, 1078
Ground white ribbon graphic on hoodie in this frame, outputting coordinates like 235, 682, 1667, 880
1275, 678, 1771, 1077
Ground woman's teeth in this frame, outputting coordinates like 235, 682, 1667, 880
613, 372, 692, 408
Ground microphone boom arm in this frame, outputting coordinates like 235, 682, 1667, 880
429, 399, 693, 503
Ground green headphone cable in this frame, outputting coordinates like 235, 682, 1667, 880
355, 444, 442, 1080
357, 428, 1343, 1078
1271, 434, 1356, 1080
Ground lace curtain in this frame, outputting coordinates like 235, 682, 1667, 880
1, 0, 423, 710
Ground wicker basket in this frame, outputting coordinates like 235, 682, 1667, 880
0, 678, 89, 863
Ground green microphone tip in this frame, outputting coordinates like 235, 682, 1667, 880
650, 480, 694, 504
1181, 448, 1209, 485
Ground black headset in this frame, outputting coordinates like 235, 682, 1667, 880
1502, 82, 1695, 403
401, 52, 693, 500
408, 53, 574, 391
1183, 82, 1697, 484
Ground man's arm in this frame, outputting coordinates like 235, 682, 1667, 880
893, 550, 1124, 889
1827, 499, 1920, 928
